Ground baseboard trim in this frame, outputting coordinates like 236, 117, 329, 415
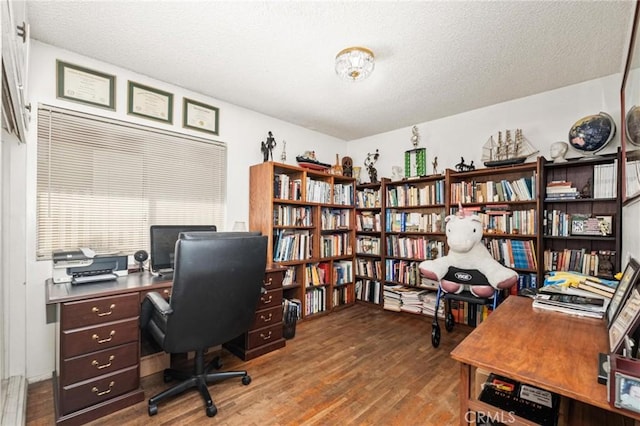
1, 375, 27, 426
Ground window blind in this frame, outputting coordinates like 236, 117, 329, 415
36, 105, 226, 259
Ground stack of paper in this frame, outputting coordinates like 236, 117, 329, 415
532, 284, 608, 318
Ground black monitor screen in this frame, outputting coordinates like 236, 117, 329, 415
150, 225, 217, 273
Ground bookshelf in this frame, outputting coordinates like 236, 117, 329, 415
446, 161, 542, 295
540, 151, 622, 280
354, 179, 387, 306
382, 175, 447, 309
249, 161, 356, 320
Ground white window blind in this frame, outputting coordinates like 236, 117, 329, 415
36, 105, 226, 259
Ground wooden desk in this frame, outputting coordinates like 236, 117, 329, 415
45, 267, 284, 425
450, 296, 640, 425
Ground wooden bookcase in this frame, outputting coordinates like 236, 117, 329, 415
383, 175, 447, 288
446, 161, 542, 293
249, 161, 356, 320
540, 151, 622, 280
354, 179, 387, 306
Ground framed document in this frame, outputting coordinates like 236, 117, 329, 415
609, 268, 640, 353
56, 60, 115, 110
608, 258, 640, 327
183, 98, 219, 135
127, 81, 173, 123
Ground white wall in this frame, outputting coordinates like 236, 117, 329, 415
19, 41, 345, 381
346, 75, 622, 181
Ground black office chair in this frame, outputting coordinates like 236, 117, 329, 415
140, 231, 267, 418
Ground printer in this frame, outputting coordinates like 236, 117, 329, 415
52, 248, 128, 284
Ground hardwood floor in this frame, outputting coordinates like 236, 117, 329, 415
25, 303, 634, 425
27, 304, 466, 425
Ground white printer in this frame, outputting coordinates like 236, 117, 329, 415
52, 248, 128, 284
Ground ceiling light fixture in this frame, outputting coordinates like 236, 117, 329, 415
335, 46, 375, 82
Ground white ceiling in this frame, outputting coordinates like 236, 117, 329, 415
26, 1, 635, 141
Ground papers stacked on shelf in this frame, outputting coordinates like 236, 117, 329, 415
532, 284, 608, 318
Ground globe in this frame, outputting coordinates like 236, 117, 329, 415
626, 105, 640, 146
568, 112, 616, 154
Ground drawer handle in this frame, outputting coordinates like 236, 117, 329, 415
260, 331, 272, 341
92, 330, 115, 344
263, 277, 273, 287
163, 289, 170, 296
92, 381, 115, 396
92, 304, 116, 317
261, 295, 273, 304
260, 313, 273, 322
92, 355, 115, 370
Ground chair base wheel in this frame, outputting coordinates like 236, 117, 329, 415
242, 374, 251, 385
206, 404, 218, 417
148, 404, 158, 416
445, 313, 455, 332
163, 372, 173, 383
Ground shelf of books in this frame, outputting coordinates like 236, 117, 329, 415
382, 175, 447, 316
355, 179, 387, 306
446, 161, 541, 300
540, 151, 621, 281
249, 161, 356, 320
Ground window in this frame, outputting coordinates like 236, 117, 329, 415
36, 105, 226, 259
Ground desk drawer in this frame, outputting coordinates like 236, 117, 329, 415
258, 289, 282, 310
62, 293, 140, 329
263, 270, 284, 290
62, 318, 139, 358
60, 365, 139, 416
252, 305, 283, 329
246, 323, 283, 349
60, 342, 138, 386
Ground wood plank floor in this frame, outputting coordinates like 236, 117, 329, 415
25, 303, 634, 425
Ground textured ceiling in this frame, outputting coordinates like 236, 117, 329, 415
27, 1, 634, 141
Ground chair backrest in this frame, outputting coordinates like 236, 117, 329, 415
162, 231, 267, 353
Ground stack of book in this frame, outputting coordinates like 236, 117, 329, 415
574, 275, 617, 299
479, 373, 560, 425
545, 180, 578, 200
532, 284, 608, 318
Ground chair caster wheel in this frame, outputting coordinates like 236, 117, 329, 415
206, 404, 218, 417
148, 404, 158, 416
242, 375, 252, 385
445, 313, 455, 332
431, 326, 441, 348
213, 356, 223, 370
163, 372, 173, 383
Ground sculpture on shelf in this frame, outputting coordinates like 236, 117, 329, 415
261, 131, 277, 162
410, 125, 420, 148
454, 157, 475, 172
281, 140, 287, 162
364, 149, 380, 184
550, 141, 569, 163
342, 156, 353, 177
432, 156, 438, 175
392, 166, 403, 181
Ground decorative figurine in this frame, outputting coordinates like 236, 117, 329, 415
261, 131, 277, 162
342, 156, 353, 177
432, 156, 439, 175
411, 125, 420, 148
392, 166, 404, 181
365, 149, 380, 184
281, 140, 287, 162
330, 154, 343, 175
550, 141, 569, 163
352, 166, 362, 184
455, 157, 475, 172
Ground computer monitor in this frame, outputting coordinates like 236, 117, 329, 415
150, 225, 217, 274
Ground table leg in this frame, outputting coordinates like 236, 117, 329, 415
460, 363, 471, 426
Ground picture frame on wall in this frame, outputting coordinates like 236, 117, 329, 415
127, 81, 173, 123
56, 60, 116, 110
183, 98, 219, 135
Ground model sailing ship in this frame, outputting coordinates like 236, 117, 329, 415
482, 129, 539, 167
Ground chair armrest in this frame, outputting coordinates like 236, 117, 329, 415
140, 291, 173, 329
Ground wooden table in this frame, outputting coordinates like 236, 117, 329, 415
450, 296, 640, 425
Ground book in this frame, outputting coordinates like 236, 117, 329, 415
479, 373, 560, 425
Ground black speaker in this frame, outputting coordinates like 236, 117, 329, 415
134, 250, 149, 271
